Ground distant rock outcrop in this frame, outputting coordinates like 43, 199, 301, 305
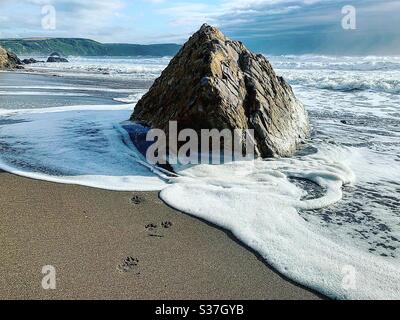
131, 24, 310, 158
0, 46, 22, 69
22, 58, 44, 64
47, 56, 69, 63
47, 52, 68, 63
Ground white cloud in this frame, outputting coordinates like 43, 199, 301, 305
0, 0, 398, 52
157, 0, 323, 30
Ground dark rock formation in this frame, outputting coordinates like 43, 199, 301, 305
47, 52, 68, 62
22, 58, 44, 64
0, 46, 22, 69
47, 56, 69, 63
131, 24, 310, 158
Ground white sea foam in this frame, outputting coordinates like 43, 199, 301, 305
0, 84, 146, 107
160, 147, 400, 299
269, 55, 400, 71
279, 69, 400, 94
113, 92, 145, 103
0, 104, 134, 116
25, 56, 170, 80
0, 105, 167, 191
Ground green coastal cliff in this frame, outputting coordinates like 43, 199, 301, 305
0, 38, 181, 57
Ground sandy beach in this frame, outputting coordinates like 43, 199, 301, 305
0, 170, 321, 300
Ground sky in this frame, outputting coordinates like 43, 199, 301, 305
0, 0, 399, 55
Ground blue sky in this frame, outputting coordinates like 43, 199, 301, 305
0, 0, 399, 54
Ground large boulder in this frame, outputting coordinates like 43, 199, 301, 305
131, 24, 310, 158
0, 46, 22, 69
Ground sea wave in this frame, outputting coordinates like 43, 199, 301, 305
0, 85, 133, 93
0, 91, 90, 96
25, 56, 170, 79
282, 70, 400, 94
269, 55, 400, 71
113, 92, 145, 103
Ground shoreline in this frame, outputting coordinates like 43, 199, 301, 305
0, 170, 322, 300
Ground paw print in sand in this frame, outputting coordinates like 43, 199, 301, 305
145, 223, 157, 231
131, 194, 145, 205
117, 256, 140, 274
162, 221, 173, 229
144, 221, 173, 237
145, 223, 163, 237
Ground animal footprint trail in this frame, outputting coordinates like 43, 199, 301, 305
145, 221, 173, 237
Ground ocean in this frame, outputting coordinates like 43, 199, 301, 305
0, 55, 399, 299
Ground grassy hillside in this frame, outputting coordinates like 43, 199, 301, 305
0, 38, 181, 57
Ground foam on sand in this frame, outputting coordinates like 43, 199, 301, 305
0, 104, 133, 115
0, 104, 167, 191
1, 99, 399, 299
160, 147, 400, 299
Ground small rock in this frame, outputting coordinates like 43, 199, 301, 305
22, 58, 43, 64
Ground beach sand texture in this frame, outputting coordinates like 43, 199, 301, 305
0, 171, 320, 300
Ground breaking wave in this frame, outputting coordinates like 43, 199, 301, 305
282, 70, 400, 94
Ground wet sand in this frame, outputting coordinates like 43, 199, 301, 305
0, 171, 321, 300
